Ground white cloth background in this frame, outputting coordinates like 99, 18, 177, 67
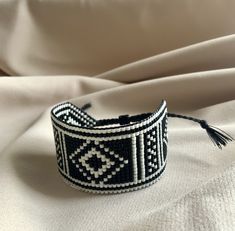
0, 1, 235, 230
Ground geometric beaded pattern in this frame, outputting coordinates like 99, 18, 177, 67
68, 139, 129, 185
145, 128, 159, 176
162, 116, 168, 162
53, 128, 64, 170
51, 101, 168, 194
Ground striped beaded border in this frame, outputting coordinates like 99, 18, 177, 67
61, 163, 166, 194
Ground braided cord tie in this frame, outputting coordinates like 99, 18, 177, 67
167, 113, 234, 149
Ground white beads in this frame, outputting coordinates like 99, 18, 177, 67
52, 100, 168, 194
62, 168, 166, 194
58, 160, 166, 192
131, 136, 138, 183
52, 108, 167, 141
51, 101, 167, 136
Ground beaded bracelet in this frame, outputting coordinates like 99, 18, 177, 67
50, 100, 233, 194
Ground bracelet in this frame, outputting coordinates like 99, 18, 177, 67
51, 100, 168, 194
50, 100, 233, 194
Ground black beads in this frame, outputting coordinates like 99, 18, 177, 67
51, 101, 168, 194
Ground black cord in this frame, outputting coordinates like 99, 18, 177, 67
81, 102, 234, 149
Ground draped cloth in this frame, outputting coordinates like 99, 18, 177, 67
0, 1, 235, 230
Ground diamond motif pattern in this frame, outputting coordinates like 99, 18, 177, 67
78, 147, 114, 179
68, 139, 129, 184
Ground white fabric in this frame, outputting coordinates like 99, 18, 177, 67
0, 1, 235, 230
1, 0, 235, 76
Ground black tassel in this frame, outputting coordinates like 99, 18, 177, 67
199, 120, 234, 149
168, 113, 234, 149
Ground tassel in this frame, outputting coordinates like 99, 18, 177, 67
168, 113, 234, 149
199, 120, 234, 149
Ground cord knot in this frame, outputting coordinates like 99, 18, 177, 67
200, 120, 209, 129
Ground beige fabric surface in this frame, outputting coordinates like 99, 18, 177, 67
1, 0, 235, 76
1, 1, 235, 231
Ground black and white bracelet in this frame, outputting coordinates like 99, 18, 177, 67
50, 100, 233, 194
